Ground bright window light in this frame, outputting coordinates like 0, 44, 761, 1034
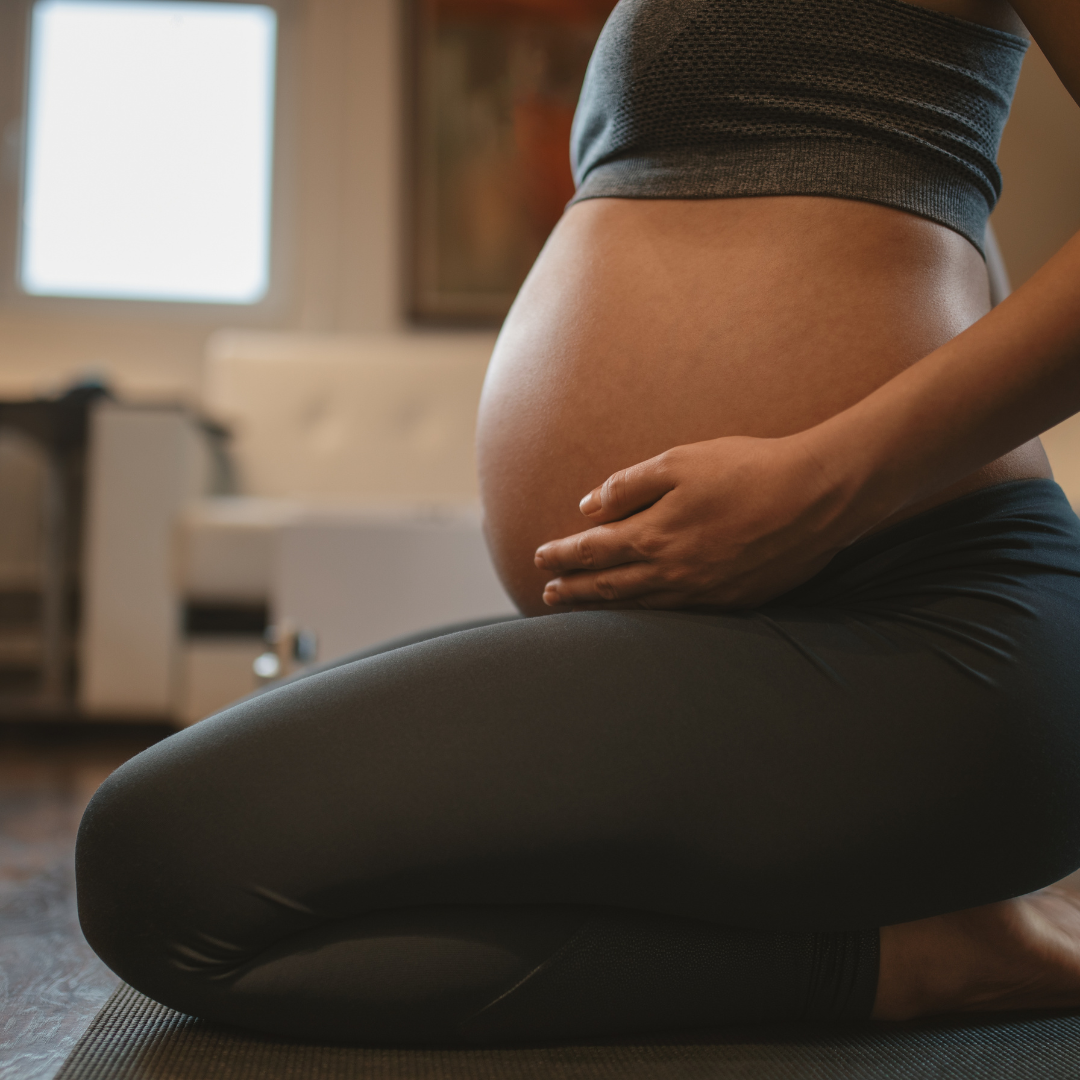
21, 0, 277, 304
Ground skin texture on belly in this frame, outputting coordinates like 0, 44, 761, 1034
476, 197, 1051, 614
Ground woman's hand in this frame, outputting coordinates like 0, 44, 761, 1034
534, 433, 870, 610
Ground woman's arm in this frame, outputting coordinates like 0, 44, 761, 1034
535, 0, 1080, 610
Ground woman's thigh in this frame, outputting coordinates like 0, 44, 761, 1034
77, 603, 1080, 982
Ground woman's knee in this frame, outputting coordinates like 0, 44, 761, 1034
74, 726, 281, 1021
76, 744, 190, 989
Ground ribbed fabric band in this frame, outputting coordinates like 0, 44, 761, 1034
805, 929, 881, 1021
570, 0, 1028, 254
574, 139, 986, 250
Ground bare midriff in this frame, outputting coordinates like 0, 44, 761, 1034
476, 0, 1046, 614
477, 194, 1052, 614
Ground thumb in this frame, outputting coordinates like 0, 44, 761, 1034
579, 453, 677, 523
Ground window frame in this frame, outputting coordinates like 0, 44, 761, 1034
0, 0, 299, 325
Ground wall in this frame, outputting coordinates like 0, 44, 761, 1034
992, 42, 1080, 500
0, 0, 404, 403
992, 43, 1080, 288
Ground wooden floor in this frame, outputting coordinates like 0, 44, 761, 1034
0, 722, 172, 1080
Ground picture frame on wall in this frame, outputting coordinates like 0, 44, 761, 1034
408, 0, 617, 325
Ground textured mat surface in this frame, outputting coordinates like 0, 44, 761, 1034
55, 983, 1080, 1080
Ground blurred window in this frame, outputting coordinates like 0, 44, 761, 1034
20, 0, 277, 304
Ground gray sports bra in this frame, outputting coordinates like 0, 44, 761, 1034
569, 0, 1028, 253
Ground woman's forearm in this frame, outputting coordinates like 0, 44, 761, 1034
810, 227, 1080, 537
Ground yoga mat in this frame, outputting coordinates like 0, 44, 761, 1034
55, 982, 1080, 1080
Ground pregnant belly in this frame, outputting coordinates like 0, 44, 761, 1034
476, 196, 1049, 615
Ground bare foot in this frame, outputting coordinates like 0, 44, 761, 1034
874, 869, 1080, 1020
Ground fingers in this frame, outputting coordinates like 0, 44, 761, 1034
534, 447, 688, 607
534, 521, 643, 575
541, 561, 661, 607
578, 451, 678, 523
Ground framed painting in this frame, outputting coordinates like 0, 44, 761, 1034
409, 0, 617, 324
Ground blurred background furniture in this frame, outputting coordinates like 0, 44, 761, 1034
75, 330, 514, 726
0, 385, 107, 716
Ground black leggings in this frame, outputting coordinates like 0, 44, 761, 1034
77, 480, 1080, 1044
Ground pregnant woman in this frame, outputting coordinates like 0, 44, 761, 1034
77, 0, 1080, 1044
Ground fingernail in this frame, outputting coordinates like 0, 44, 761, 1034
542, 582, 559, 606
534, 549, 548, 569
580, 490, 601, 515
